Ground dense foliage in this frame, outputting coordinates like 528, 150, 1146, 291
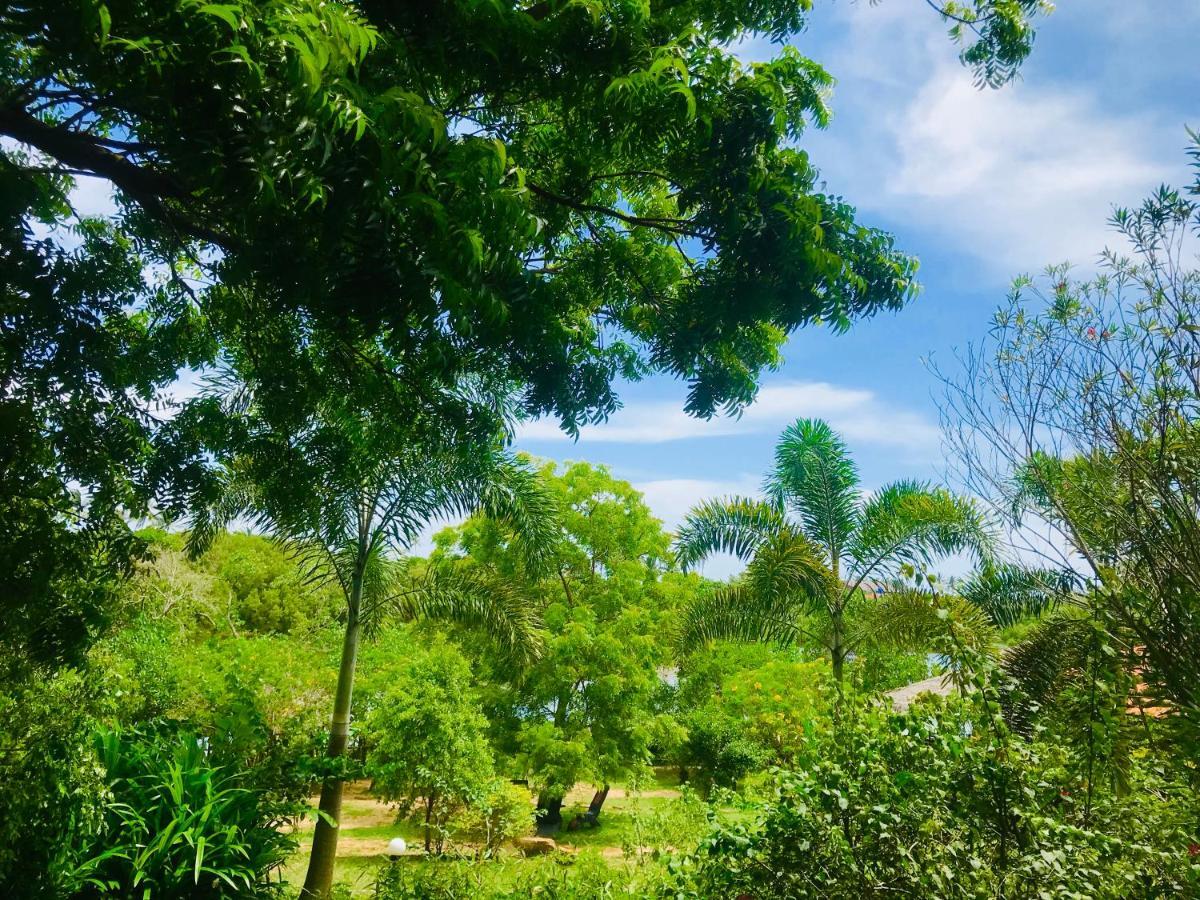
12, 4, 1200, 900
73, 727, 293, 898
4, 0, 1014, 684
686, 694, 1200, 898
433, 461, 688, 832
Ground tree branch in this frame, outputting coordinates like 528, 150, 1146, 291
0, 106, 231, 249
527, 181, 703, 238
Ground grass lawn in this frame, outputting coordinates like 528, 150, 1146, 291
279, 769, 705, 896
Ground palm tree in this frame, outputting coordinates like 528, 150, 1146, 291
675, 418, 994, 686
189, 389, 557, 898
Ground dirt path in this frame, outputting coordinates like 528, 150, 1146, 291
885, 673, 954, 711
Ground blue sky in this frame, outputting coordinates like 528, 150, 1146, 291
511, 0, 1200, 577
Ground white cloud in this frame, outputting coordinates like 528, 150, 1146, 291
882, 65, 1175, 269
68, 175, 119, 219
518, 380, 939, 453
789, 0, 1187, 273
633, 475, 761, 531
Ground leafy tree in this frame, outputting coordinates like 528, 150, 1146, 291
195, 533, 342, 635
936, 138, 1200, 754
679, 656, 831, 792
0, 670, 108, 898
365, 643, 501, 854
676, 418, 993, 686
0, 195, 207, 679
192, 379, 557, 895
0, 0, 1049, 681
434, 461, 683, 833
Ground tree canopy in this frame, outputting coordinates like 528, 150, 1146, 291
433, 460, 690, 832
1, 0, 1051, 680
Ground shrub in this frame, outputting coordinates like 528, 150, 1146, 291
0, 671, 107, 899
681, 696, 1200, 898
679, 657, 831, 790
365, 644, 497, 853
679, 704, 769, 794
372, 850, 675, 899
452, 780, 536, 856
849, 648, 929, 693
69, 727, 292, 898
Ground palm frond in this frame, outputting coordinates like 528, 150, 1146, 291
765, 418, 860, 563
673, 496, 787, 571
960, 563, 1079, 628
1000, 613, 1095, 719
183, 470, 255, 559
853, 588, 998, 685
474, 454, 561, 574
743, 529, 832, 611
677, 583, 818, 657
394, 563, 544, 666
847, 481, 994, 584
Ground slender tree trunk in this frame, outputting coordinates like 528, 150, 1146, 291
424, 793, 435, 853
301, 571, 364, 898
584, 785, 609, 824
830, 608, 845, 690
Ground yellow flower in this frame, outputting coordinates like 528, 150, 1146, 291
773, 694, 783, 701
754, 682, 762, 690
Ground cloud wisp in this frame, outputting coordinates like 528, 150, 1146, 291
518, 380, 940, 453
786, 1, 1186, 274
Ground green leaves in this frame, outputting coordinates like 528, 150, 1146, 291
70, 727, 292, 896
397, 564, 544, 667
959, 563, 1077, 628
931, 0, 1049, 88
848, 480, 994, 583
364, 643, 500, 853
674, 497, 789, 570
766, 418, 861, 567
677, 419, 995, 683
433, 461, 679, 809
678, 583, 813, 656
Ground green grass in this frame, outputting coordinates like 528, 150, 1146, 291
279, 772, 709, 896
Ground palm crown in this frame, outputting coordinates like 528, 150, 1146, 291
675, 418, 994, 684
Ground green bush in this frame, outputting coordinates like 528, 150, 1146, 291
452, 780, 536, 855
681, 696, 1200, 899
679, 705, 769, 793
679, 657, 831, 790
365, 643, 498, 853
70, 727, 293, 898
372, 851, 675, 899
849, 648, 929, 693
0, 671, 107, 899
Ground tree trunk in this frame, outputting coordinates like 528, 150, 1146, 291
424, 793, 435, 853
831, 609, 845, 690
301, 574, 363, 898
535, 794, 563, 836
584, 785, 609, 824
